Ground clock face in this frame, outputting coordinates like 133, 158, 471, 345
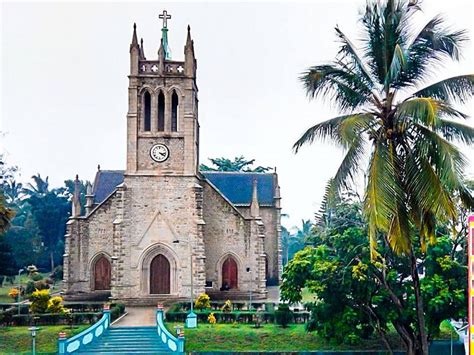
150, 144, 169, 163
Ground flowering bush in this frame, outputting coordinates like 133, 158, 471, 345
8, 288, 20, 301
194, 293, 211, 310
207, 312, 216, 324
30, 289, 51, 314
47, 296, 67, 314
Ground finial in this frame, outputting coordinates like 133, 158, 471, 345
250, 178, 260, 218
159, 10, 172, 29
130, 23, 139, 49
97, 164, 101, 172
75, 174, 79, 181
140, 38, 146, 60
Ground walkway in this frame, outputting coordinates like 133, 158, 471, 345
113, 306, 156, 326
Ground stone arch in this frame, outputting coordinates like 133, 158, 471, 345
89, 252, 112, 291
216, 252, 242, 290
139, 243, 178, 295
157, 90, 165, 132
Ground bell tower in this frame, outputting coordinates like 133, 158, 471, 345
126, 11, 199, 176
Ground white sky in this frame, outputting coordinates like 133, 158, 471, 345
1, 0, 473, 228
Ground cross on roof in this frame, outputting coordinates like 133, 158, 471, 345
159, 10, 171, 29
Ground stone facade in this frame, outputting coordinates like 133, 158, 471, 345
63, 18, 281, 304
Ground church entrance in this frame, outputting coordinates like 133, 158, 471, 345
150, 254, 170, 294
222, 256, 238, 290
94, 256, 111, 290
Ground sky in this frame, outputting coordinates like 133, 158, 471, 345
1, 0, 473, 228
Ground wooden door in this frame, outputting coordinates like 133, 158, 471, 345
94, 256, 111, 290
150, 254, 170, 294
222, 257, 238, 289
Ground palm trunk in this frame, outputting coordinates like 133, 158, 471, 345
410, 250, 429, 355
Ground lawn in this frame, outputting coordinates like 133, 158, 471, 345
165, 320, 458, 352
166, 322, 408, 352
0, 325, 88, 354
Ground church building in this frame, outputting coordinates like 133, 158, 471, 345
63, 12, 282, 304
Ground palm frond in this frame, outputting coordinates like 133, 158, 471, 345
405, 152, 456, 223
385, 43, 407, 89
387, 205, 411, 255
396, 15, 468, 86
412, 75, 474, 104
436, 119, 474, 144
300, 65, 372, 111
293, 113, 370, 152
364, 140, 403, 259
396, 97, 440, 128
335, 26, 375, 89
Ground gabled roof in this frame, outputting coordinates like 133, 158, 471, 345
92, 170, 124, 204
201, 172, 275, 206
91, 170, 276, 207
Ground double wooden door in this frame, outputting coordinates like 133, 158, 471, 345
94, 256, 111, 290
150, 254, 171, 294
222, 257, 238, 289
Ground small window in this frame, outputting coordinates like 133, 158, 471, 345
205, 281, 213, 288
158, 91, 165, 132
143, 91, 151, 131
171, 91, 179, 132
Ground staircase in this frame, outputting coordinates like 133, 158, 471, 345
75, 326, 171, 354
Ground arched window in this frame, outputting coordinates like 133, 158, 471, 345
158, 91, 165, 132
171, 91, 179, 132
143, 91, 151, 131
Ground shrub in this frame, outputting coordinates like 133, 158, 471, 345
221, 300, 232, 313
31, 273, 43, 282
8, 288, 20, 301
207, 312, 216, 324
275, 303, 293, 328
110, 303, 126, 321
194, 293, 211, 310
30, 289, 51, 314
34, 280, 50, 291
47, 296, 66, 314
25, 281, 35, 295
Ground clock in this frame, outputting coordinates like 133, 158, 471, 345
150, 144, 169, 163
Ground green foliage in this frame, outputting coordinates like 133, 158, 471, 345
275, 304, 293, 328
281, 195, 468, 352
30, 289, 51, 314
31, 272, 42, 281
200, 156, 272, 173
47, 296, 66, 314
50, 265, 63, 282
194, 293, 211, 310
221, 300, 232, 313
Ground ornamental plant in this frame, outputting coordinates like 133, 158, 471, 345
221, 300, 232, 313
29, 289, 51, 314
207, 312, 217, 325
8, 287, 20, 301
47, 296, 67, 314
194, 293, 211, 310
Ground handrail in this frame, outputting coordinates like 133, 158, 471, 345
156, 305, 185, 353
58, 306, 110, 354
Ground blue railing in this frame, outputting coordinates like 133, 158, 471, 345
57, 307, 110, 354
156, 306, 185, 353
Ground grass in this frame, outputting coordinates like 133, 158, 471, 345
0, 325, 88, 354
166, 322, 407, 352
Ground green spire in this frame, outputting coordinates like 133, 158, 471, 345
159, 10, 172, 60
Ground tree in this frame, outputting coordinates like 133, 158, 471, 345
23, 175, 70, 271
293, 1, 474, 353
200, 156, 272, 172
281, 196, 467, 353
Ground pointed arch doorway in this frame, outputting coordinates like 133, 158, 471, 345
222, 256, 238, 290
150, 254, 170, 294
94, 256, 111, 290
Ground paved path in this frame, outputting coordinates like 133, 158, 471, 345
113, 306, 156, 327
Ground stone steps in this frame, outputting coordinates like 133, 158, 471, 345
75, 326, 171, 354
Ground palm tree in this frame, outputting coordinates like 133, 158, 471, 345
23, 174, 49, 196
294, 1, 474, 354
